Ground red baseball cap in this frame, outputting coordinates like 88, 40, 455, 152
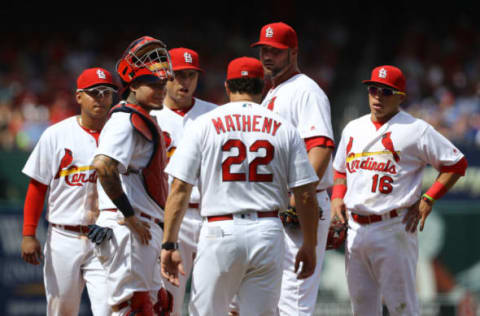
251, 22, 298, 49
168, 47, 203, 72
77, 67, 117, 90
227, 57, 264, 80
362, 65, 406, 92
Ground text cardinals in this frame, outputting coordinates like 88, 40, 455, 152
212, 114, 282, 136
347, 156, 397, 175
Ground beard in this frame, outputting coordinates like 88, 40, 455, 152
264, 50, 292, 79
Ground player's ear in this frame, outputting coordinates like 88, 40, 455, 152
75, 91, 82, 105
290, 47, 298, 59
224, 81, 231, 99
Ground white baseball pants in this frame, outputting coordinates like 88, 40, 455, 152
277, 190, 331, 316
189, 213, 284, 316
345, 209, 419, 316
44, 225, 110, 316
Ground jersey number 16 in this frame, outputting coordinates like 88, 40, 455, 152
371, 174, 393, 194
222, 139, 274, 182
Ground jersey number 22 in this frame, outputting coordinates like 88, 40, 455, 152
222, 139, 274, 182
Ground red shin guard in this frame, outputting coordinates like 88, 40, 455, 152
127, 291, 154, 316
153, 288, 174, 316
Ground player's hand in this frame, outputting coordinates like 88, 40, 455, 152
161, 249, 185, 287
331, 198, 347, 224
294, 244, 316, 279
125, 216, 151, 245
403, 199, 433, 233
21, 236, 42, 265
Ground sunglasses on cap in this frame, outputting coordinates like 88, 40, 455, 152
77, 86, 116, 98
367, 86, 405, 97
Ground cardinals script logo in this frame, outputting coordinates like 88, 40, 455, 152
54, 148, 97, 186
345, 133, 400, 175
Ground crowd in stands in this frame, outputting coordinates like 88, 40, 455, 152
1, 14, 480, 152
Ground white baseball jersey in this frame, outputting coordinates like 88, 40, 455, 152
333, 111, 464, 215
261, 73, 334, 190
151, 97, 217, 204
22, 115, 110, 315
95, 111, 163, 219
22, 116, 99, 225
165, 101, 319, 216
152, 98, 217, 316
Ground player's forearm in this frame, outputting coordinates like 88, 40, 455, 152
435, 172, 462, 190
331, 170, 347, 201
308, 146, 333, 184
92, 155, 124, 200
92, 154, 137, 217
163, 178, 193, 243
292, 183, 319, 247
423, 172, 462, 202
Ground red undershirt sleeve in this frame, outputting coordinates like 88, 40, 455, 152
23, 179, 48, 236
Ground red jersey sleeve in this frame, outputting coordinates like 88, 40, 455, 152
439, 157, 468, 176
304, 136, 335, 152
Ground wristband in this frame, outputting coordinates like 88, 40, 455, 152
422, 193, 435, 204
112, 193, 135, 218
161, 242, 179, 250
331, 184, 347, 200
425, 181, 447, 200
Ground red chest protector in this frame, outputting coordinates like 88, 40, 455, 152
109, 102, 168, 209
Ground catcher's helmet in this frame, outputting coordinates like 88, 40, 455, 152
116, 36, 174, 89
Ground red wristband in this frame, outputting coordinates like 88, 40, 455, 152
331, 184, 347, 200
425, 181, 448, 200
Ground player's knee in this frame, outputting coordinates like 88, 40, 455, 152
153, 288, 174, 316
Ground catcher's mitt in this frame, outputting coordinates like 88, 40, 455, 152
87, 224, 113, 246
326, 220, 347, 250
279, 207, 299, 229
280, 206, 325, 229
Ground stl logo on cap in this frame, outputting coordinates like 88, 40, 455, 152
184, 52, 193, 64
241, 70, 249, 76
96, 69, 106, 79
266, 26, 274, 38
379, 68, 387, 79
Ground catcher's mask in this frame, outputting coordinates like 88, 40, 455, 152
116, 35, 174, 95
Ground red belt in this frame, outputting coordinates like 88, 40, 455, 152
351, 209, 398, 225
139, 212, 162, 225
207, 210, 279, 222
103, 209, 162, 225
51, 223, 90, 234
188, 203, 199, 209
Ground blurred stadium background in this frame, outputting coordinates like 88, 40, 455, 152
1, 3, 479, 315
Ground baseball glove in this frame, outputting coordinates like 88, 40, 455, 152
87, 224, 113, 246
279, 207, 299, 229
326, 219, 347, 250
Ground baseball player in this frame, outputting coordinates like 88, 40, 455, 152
160, 57, 320, 316
89, 36, 173, 315
151, 47, 217, 316
251, 22, 335, 315
331, 65, 468, 315
21, 67, 117, 316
